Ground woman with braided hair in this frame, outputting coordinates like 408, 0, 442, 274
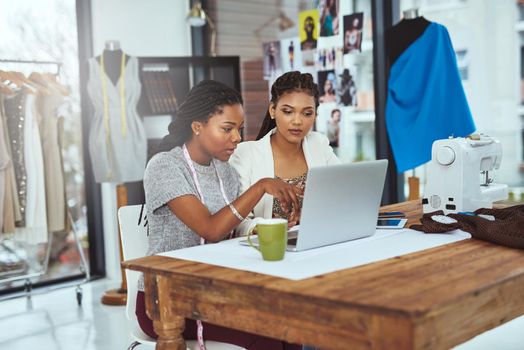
230, 71, 340, 236
137, 79, 302, 349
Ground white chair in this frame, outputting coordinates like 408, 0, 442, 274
118, 205, 246, 350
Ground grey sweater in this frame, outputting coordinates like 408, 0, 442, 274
138, 147, 240, 291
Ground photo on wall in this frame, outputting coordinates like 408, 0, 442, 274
299, 9, 319, 50
315, 104, 343, 154
302, 49, 315, 67
299, 9, 319, 66
336, 68, 357, 106
343, 12, 364, 54
319, 0, 340, 37
262, 40, 282, 80
315, 46, 343, 71
318, 70, 337, 104
280, 37, 302, 72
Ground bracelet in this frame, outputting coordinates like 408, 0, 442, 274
228, 203, 245, 222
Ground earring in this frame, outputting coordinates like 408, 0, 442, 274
195, 132, 200, 136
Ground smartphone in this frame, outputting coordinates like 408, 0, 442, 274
378, 211, 405, 218
376, 218, 407, 229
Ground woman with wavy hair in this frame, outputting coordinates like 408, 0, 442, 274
230, 71, 340, 235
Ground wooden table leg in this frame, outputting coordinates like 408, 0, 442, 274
146, 274, 187, 350
154, 317, 187, 350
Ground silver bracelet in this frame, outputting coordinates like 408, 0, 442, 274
228, 203, 245, 222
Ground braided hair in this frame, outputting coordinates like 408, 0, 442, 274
256, 71, 319, 140
158, 80, 243, 152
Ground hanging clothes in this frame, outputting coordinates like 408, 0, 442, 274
36, 90, 66, 233
4, 91, 27, 227
56, 115, 71, 234
22, 93, 48, 244
385, 18, 476, 173
86, 54, 147, 183
0, 97, 10, 233
1, 96, 18, 233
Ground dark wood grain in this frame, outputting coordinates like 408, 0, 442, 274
123, 201, 524, 350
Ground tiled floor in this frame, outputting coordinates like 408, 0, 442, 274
0, 278, 523, 350
0, 279, 152, 350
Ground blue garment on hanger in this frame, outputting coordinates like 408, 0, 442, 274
386, 22, 476, 173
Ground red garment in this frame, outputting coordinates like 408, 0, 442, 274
136, 291, 301, 350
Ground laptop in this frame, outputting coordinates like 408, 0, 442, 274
240, 159, 388, 252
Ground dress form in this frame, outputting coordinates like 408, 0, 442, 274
96, 40, 130, 85
386, 9, 427, 200
403, 8, 419, 20
386, 12, 430, 66
384, 11, 475, 196
95, 40, 131, 306
87, 38, 146, 184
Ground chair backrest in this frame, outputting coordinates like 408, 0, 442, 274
118, 204, 149, 325
119, 204, 247, 350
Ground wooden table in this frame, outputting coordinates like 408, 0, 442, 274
122, 201, 524, 350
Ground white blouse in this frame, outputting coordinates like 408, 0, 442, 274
229, 128, 340, 236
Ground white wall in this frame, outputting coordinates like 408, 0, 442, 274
91, 0, 191, 56
90, 0, 192, 281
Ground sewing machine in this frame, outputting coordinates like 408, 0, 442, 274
423, 134, 508, 214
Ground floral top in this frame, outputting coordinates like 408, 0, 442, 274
272, 171, 307, 221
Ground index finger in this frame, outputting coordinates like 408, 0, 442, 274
287, 187, 301, 217
292, 185, 304, 196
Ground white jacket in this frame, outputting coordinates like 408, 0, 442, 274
229, 128, 340, 235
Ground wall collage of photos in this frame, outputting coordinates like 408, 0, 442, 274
262, 0, 375, 163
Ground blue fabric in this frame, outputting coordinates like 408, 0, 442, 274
386, 22, 476, 173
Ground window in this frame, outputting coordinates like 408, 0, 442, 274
0, 0, 88, 291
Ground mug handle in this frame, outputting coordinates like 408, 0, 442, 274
247, 226, 260, 252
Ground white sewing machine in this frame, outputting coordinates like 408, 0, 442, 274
423, 134, 508, 214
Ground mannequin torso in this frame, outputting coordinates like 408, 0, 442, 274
96, 49, 130, 85
386, 16, 431, 66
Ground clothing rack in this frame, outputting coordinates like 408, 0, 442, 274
0, 58, 89, 305
0, 59, 62, 75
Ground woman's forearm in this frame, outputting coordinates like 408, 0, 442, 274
204, 180, 268, 241
170, 180, 267, 242
169, 178, 299, 242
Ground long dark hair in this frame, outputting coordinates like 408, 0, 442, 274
256, 71, 319, 140
158, 80, 243, 152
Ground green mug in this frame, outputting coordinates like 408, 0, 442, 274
247, 218, 288, 261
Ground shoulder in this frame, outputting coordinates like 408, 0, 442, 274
145, 148, 185, 179
433, 22, 451, 39
230, 139, 264, 163
236, 139, 262, 155
229, 141, 252, 173
232, 136, 271, 161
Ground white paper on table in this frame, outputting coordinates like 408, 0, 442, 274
158, 229, 471, 280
